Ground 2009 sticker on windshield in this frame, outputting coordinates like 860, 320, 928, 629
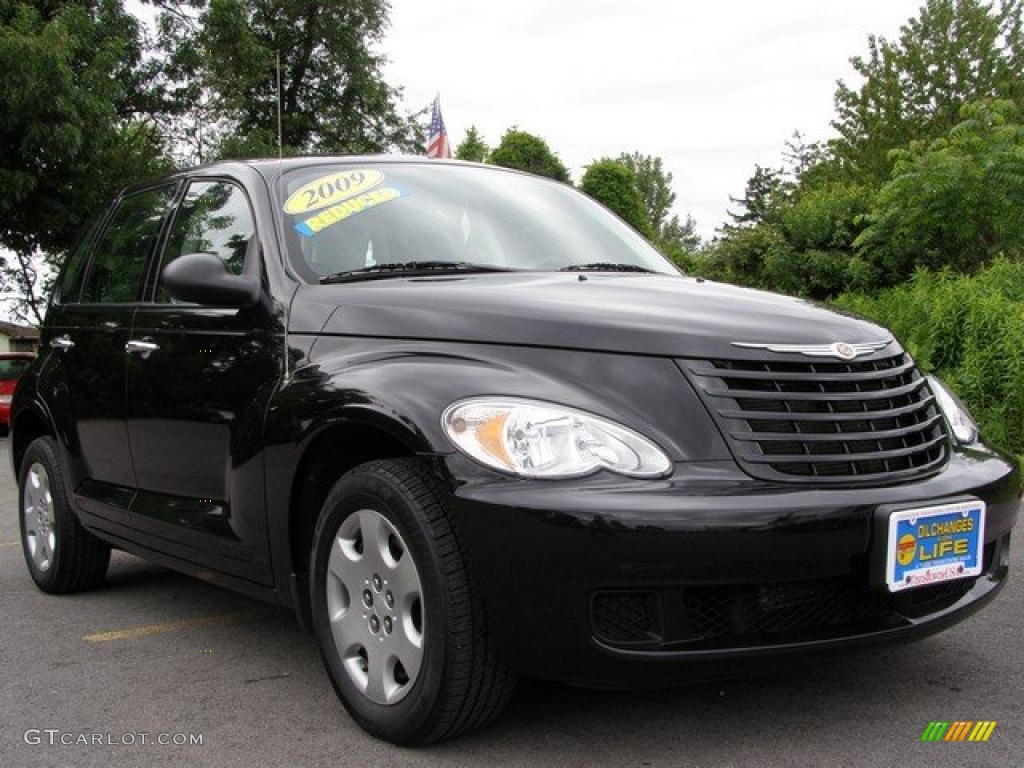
284, 169, 385, 214
284, 169, 404, 237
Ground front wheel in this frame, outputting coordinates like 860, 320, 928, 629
310, 458, 515, 744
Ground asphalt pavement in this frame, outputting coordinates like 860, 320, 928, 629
1, 437, 1021, 768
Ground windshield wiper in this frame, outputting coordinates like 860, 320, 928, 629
320, 261, 512, 284
559, 262, 655, 273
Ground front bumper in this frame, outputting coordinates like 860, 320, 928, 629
447, 448, 1021, 687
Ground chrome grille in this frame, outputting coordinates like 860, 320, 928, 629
683, 351, 950, 483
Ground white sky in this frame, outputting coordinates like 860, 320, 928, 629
384, 0, 922, 237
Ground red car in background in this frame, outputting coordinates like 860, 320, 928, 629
0, 353, 35, 433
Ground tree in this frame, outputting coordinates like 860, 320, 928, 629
580, 159, 652, 236
155, 0, 422, 159
617, 152, 675, 235
617, 151, 702, 258
0, 1, 170, 323
832, 0, 1024, 181
660, 214, 701, 253
782, 131, 826, 181
724, 165, 785, 230
455, 125, 488, 162
855, 99, 1024, 283
488, 128, 570, 182
709, 0, 1024, 299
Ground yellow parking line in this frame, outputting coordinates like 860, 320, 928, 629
83, 612, 246, 643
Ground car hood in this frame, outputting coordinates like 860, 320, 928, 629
290, 273, 893, 359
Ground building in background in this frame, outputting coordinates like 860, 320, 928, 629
0, 322, 39, 354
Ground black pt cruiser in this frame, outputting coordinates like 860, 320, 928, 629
12, 157, 1021, 744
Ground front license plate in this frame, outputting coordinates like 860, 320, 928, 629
885, 500, 985, 592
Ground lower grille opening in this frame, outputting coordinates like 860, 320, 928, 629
681, 577, 972, 641
591, 591, 663, 645
591, 572, 981, 651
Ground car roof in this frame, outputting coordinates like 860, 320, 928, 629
120, 155, 535, 196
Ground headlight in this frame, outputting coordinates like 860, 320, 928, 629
0, 395, 10, 405
442, 398, 672, 478
927, 375, 978, 445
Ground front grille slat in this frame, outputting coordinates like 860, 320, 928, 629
731, 413, 944, 442
740, 434, 947, 464
718, 397, 937, 422
701, 377, 927, 402
684, 349, 950, 483
688, 358, 916, 383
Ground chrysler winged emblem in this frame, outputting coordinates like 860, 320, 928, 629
731, 338, 892, 360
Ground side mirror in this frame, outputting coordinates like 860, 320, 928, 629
161, 251, 260, 307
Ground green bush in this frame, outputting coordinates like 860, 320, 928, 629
834, 257, 1024, 455
580, 159, 653, 237
488, 128, 571, 183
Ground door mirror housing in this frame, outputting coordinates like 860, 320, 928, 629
161, 251, 260, 307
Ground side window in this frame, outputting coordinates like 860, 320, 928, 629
158, 180, 256, 301
82, 186, 175, 304
54, 219, 102, 304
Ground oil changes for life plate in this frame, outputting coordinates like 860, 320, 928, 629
885, 500, 985, 592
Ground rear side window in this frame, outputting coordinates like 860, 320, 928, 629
158, 180, 255, 301
55, 219, 101, 304
82, 185, 175, 304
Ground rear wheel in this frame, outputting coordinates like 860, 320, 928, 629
310, 458, 515, 744
19, 436, 110, 593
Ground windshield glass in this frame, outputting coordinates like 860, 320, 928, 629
277, 163, 680, 281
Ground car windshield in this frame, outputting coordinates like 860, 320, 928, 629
277, 163, 680, 282
0, 358, 31, 381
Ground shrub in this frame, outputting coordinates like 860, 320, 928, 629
488, 128, 571, 183
580, 159, 653, 237
834, 257, 1024, 455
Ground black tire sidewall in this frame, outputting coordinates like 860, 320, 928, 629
310, 465, 452, 743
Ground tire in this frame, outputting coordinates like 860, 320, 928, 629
18, 436, 110, 594
310, 458, 515, 745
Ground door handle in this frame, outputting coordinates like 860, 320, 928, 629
50, 335, 75, 351
125, 339, 160, 358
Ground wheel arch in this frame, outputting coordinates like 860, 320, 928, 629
12, 401, 55, 480
282, 410, 446, 630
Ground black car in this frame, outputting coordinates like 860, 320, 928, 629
12, 157, 1021, 745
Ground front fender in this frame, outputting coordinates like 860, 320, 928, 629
261, 335, 730, 609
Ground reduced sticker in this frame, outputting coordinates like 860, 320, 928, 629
284, 169, 385, 215
294, 186, 404, 237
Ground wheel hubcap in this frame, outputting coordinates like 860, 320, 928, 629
23, 463, 55, 572
326, 509, 425, 705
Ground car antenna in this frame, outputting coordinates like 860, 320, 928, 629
276, 50, 284, 160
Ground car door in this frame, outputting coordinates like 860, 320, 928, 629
125, 177, 281, 584
48, 184, 177, 507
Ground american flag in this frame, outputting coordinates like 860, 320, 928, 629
426, 95, 451, 159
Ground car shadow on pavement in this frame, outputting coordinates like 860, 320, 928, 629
425, 633, 983, 762
102, 555, 198, 590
